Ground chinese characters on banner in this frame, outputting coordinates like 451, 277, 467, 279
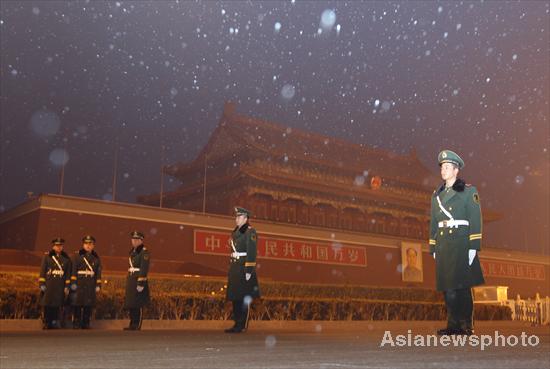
194, 229, 367, 267
480, 260, 546, 281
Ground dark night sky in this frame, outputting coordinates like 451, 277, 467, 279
0, 1, 548, 254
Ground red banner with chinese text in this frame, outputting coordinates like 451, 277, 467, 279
480, 260, 546, 281
194, 229, 367, 267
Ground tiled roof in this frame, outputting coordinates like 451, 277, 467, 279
166, 103, 435, 187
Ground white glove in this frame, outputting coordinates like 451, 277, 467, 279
64, 287, 69, 295
136, 285, 144, 292
40, 285, 46, 292
432, 253, 436, 259
245, 273, 251, 281
468, 250, 477, 266
95, 286, 101, 293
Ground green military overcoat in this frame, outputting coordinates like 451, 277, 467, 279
226, 223, 261, 301
70, 249, 102, 307
39, 250, 71, 307
124, 244, 151, 308
429, 179, 485, 291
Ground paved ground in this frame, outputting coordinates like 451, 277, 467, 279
1, 321, 549, 369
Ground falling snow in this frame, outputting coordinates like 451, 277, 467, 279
0, 1, 548, 253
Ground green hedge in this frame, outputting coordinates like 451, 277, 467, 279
0, 272, 511, 320
0, 272, 443, 301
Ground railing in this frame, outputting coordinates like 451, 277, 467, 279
504, 293, 550, 326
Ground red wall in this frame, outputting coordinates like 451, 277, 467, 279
1, 205, 548, 298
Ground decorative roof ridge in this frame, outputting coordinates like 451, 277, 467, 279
225, 108, 418, 165
168, 102, 433, 180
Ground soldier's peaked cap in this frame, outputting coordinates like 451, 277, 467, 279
51, 237, 65, 245
234, 207, 251, 217
82, 235, 96, 243
130, 231, 145, 239
438, 150, 464, 169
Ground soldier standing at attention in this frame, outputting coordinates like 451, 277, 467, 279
225, 207, 260, 333
38, 238, 72, 329
429, 150, 485, 336
70, 235, 102, 329
123, 231, 150, 330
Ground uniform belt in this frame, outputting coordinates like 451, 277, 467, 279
128, 267, 141, 273
77, 270, 95, 276
438, 220, 469, 228
231, 252, 247, 258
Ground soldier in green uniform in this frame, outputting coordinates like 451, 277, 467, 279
123, 231, 150, 330
225, 207, 260, 333
429, 150, 485, 335
38, 238, 72, 329
70, 235, 102, 329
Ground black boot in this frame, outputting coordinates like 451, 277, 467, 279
224, 326, 244, 333
81, 307, 92, 329
43, 307, 60, 329
224, 300, 248, 333
456, 328, 474, 335
124, 308, 142, 331
73, 306, 82, 329
437, 327, 460, 335
457, 288, 474, 336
